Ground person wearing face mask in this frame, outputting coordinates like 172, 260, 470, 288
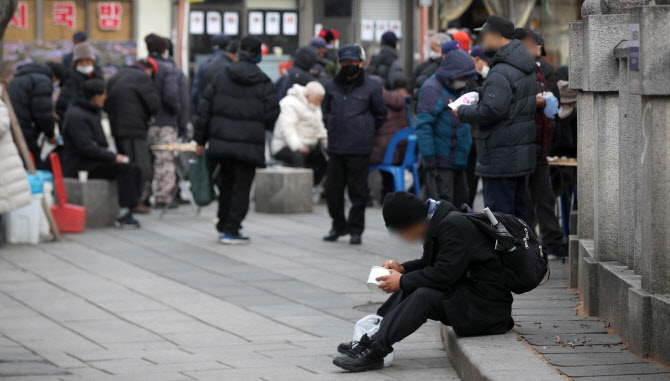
332, 191, 513, 372
318, 28, 341, 78
368, 31, 404, 90
470, 45, 490, 79
322, 44, 387, 245
416, 49, 477, 205
410, 33, 451, 102
455, 15, 537, 221
271, 81, 328, 185
56, 42, 103, 122
412, 40, 465, 109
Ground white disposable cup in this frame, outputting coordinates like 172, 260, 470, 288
367, 266, 391, 294
78, 170, 88, 182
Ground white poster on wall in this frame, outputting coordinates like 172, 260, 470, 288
265, 12, 280, 35
223, 12, 238, 35
248, 11, 263, 35
283, 12, 298, 36
314, 23, 323, 38
206, 11, 221, 35
375, 20, 388, 42
388, 20, 402, 38
189, 11, 204, 35
361, 19, 374, 41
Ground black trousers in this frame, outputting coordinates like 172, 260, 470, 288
466, 141, 479, 207
114, 137, 153, 202
326, 153, 370, 236
372, 288, 450, 354
482, 176, 528, 222
424, 167, 469, 207
210, 156, 256, 234
88, 162, 143, 208
274, 146, 328, 185
527, 157, 565, 247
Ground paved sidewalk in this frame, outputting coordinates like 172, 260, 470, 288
0, 204, 459, 381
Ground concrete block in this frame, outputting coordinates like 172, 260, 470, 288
579, 240, 599, 315
596, 262, 638, 345
639, 97, 670, 294
577, 92, 596, 239
601, 0, 646, 14
63, 178, 119, 228
568, 235, 580, 289
650, 295, 670, 364
569, 210, 578, 236
593, 93, 621, 262
582, 0, 602, 16
569, 21, 584, 89
254, 167, 313, 214
629, 6, 670, 95
627, 287, 652, 357
583, 14, 630, 92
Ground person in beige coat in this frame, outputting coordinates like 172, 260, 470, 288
0, 90, 31, 215
271, 81, 328, 184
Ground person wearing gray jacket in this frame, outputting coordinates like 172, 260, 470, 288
145, 33, 181, 208
455, 16, 536, 221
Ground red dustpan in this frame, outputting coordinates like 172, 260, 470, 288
49, 153, 87, 233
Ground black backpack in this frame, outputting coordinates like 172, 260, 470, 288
457, 205, 549, 294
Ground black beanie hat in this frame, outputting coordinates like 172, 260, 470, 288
382, 191, 429, 230
82, 79, 106, 100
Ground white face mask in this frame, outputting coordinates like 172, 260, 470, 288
452, 80, 467, 90
429, 50, 442, 59
162, 51, 170, 59
558, 105, 575, 119
478, 65, 490, 78
76, 65, 94, 75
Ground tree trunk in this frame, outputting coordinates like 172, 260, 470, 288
0, 0, 18, 72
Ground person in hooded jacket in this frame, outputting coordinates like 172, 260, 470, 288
368, 31, 403, 90
309, 37, 330, 80
318, 28, 341, 78
322, 45, 387, 245
276, 46, 326, 99
56, 42, 103, 122
455, 15, 536, 221
332, 191, 513, 372
144, 33, 181, 208
62, 79, 144, 228
194, 36, 280, 245
416, 50, 476, 206
105, 60, 161, 213
272, 82, 328, 184
410, 34, 452, 104
412, 41, 465, 109
7, 63, 58, 169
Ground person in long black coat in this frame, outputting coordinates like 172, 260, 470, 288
7, 63, 57, 169
333, 192, 513, 372
62, 79, 144, 228
194, 36, 280, 244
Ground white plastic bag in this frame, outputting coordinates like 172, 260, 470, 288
352, 314, 395, 367
448, 91, 479, 110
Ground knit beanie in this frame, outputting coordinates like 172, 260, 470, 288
382, 192, 429, 230
145, 33, 169, 54
239, 36, 263, 63
72, 42, 95, 64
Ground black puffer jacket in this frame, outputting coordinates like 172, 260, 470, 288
277, 47, 326, 99
457, 40, 537, 178
324, 69, 387, 155
7, 63, 55, 140
56, 67, 103, 121
149, 54, 180, 127
105, 65, 161, 139
368, 46, 403, 90
62, 99, 116, 176
194, 61, 280, 167
199, 54, 234, 95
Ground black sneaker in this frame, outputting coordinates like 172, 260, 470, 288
220, 232, 250, 245
323, 230, 346, 242
116, 212, 141, 229
333, 334, 385, 372
349, 235, 362, 245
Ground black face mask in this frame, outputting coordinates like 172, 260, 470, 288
484, 48, 497, 59
340, 65, 360, 79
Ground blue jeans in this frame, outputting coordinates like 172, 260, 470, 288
482, 176, 528, 222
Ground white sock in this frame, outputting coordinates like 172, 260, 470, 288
118, 208, 130, 218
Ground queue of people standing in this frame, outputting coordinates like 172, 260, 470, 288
7, 17, 575, 256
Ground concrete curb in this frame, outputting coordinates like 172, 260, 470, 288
441, 325, 566, 381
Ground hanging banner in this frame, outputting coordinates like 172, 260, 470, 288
388, 20, 402, 38
375, 20, 388, 42
206, 11, 221, 35
53, 2, 76, 30
97, 2, 122, 31
283, 12, 297, 36
223, 12, 239, 35
248, 11, 263, 35
265, 12, 280, 35
189, 11, 204, 34
360, 19, 374, 41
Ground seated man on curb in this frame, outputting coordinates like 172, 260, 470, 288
62, 79, 144, 228
333, 191, 514, 372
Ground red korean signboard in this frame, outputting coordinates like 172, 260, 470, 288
97, 2, 123, 31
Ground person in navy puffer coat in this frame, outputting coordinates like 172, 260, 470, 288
416, 50, 477, 206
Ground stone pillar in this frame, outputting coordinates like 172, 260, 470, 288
576, 92, 595, 240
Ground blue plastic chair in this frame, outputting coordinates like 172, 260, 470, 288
370, 127, 420, 195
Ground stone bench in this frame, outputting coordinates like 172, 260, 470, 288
63, 178, 119, 228
254, 167, 313, 214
